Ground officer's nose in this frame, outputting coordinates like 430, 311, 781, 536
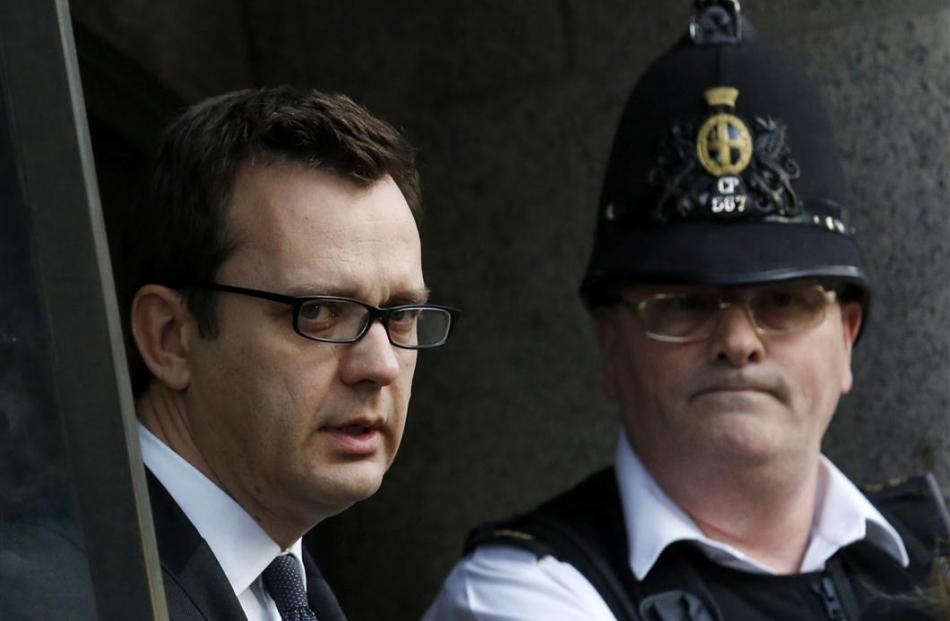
706, 304, 765, 366
338, 320, 403, 387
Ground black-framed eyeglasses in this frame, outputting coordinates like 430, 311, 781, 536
620, 283, 839, 343
188, 282, 459, 349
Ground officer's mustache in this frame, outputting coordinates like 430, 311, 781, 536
688, 371, 792, 404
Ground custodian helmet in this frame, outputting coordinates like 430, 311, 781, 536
580, 0, 869, 311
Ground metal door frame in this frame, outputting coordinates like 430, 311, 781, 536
0, 0, 167, 618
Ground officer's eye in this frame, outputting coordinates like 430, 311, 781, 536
658, 294, 717, 315
755, 288, 814, 312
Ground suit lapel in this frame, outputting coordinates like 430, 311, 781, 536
303, 549, 348, 621
147, 471, 248, 621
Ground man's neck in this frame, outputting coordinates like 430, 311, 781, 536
137, 383, 213, 480
136, 383, 314, 548
647, 451, 822, 574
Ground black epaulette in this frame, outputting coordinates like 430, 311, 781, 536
861, 473, 950, 580
465, 469, 642, 621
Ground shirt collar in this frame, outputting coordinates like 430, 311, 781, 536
138, 423, 305, 596
806, 457, 909, 569
614, 432, 908, 580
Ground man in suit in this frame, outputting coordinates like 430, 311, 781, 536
127, 86, 458, 620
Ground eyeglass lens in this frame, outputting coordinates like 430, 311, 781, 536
296, 299, 451, 347
638, 285, 832, 341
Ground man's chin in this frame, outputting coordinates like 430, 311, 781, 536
312, 461, 388, 510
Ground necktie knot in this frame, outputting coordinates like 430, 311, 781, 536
262, 555, 317, 620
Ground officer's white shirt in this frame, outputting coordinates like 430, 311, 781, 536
421, 432, 909, 621
140, 423, 308, 621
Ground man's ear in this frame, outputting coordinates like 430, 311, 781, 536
131, 285, 194, 391
838, 301, 863, 395
593, 310, 620, 401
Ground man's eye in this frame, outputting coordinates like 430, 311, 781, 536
299, 302, 340, 322
388, 308, 421, 326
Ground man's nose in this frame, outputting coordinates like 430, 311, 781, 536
338, 320, 403, 386
705, 303, 765, 366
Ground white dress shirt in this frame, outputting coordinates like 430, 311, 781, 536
421, 432, 909, 621
140, 423, 308, 621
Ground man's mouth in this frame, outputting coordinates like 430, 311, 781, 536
321, 419, 385, 455
339, 423, 378, 435
699, 385, 763, 395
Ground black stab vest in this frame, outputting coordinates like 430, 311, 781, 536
466, 468, 950, 621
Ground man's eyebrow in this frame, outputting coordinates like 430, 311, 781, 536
283, 283, 339, 297
384, 287, 431, 306
283, 284, 431, 305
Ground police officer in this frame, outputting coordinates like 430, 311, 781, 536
422, 2, 949, 619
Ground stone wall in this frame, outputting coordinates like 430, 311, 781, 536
71, 2, 950, 619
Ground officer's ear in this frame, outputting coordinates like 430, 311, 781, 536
840, 301, 863, 344
131, 284, 194, 391
593, 308, 622, 401
837, 301, 863, 394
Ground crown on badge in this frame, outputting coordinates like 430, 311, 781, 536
704, 86, 739, 109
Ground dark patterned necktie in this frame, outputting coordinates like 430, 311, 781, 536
262, 555, 319, 621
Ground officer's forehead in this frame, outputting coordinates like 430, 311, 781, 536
616, 280, 825, 296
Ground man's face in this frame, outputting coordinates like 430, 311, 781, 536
595, 283, 863, 477
183, 161, 423, 527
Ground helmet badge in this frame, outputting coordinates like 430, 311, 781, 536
696, 87, 752, 177
696, 86, 753, 217
646, 85, 802, 224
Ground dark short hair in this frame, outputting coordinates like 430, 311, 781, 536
126, 86, 421, 395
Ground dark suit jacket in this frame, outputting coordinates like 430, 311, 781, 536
147, 471, 347, 621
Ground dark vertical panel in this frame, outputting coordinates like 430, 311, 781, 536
0, 0, 167, 619
0, 59, 99, 620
